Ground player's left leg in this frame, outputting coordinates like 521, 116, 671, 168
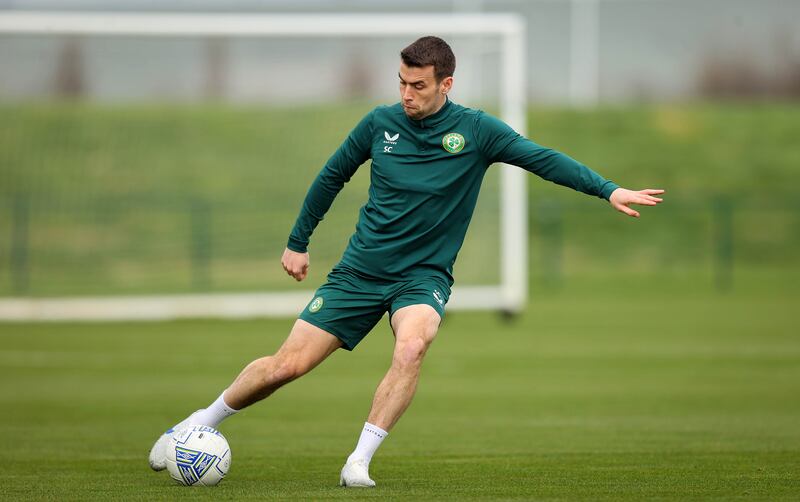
340, 303, 442, 487
367, 304, 441, 430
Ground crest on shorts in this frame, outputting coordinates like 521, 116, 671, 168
309, 296, 324, 313
442, 132, 465, 153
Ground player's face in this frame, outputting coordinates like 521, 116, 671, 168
398, 62, 453, 120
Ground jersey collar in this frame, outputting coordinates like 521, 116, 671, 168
405, 97, 453, 129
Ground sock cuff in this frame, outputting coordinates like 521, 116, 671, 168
364, 422, 388, 439
219, 391, 239, 414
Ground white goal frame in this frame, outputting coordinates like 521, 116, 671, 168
0, 11, 527, 321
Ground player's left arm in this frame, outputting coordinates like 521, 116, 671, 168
474, 112, 664, 217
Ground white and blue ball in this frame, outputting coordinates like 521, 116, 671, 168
165, 425, 231, 486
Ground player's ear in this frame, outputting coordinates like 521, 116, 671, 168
440, 76, 453, 95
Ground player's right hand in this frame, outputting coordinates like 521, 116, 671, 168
281, 247, 310, 281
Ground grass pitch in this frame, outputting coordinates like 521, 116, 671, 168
1, 273, 798, 500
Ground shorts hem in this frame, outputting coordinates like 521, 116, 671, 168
297, 313, 357, 351
389, 300, 445, 322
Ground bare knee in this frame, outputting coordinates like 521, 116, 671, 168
253, 353, 309, 389
244, 323, 340, 395
390, 307, 440, 371
273, 357, 303, 385
393, 335, 433, 371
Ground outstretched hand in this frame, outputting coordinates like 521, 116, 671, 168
282, 247, 309, 281
609, 188, 665, 218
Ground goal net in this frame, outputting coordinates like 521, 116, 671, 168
0, 11, 527, 320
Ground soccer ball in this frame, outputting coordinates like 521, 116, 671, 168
165, 425, 231, 486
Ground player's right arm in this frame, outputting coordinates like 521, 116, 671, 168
281, 248, 310, 282
282, 110, 374, 281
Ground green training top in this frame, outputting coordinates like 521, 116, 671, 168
287, 99, 618, 286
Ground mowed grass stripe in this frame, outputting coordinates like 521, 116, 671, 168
1, 272, 798, 499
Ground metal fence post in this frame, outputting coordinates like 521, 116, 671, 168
713, 197, 733, 292
11, 193, 30, 294
537, 198, 563, 289
190, 198, 212, 289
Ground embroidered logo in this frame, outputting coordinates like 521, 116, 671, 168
384, 131, 399, 143
442, 132, 465, 153
309, 296, 324, 313
433, 290, 444, 306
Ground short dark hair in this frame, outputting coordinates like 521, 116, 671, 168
400, 36, 456, 82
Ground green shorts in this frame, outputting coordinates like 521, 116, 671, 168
298, 264, 451, 351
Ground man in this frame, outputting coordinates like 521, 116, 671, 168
149, 36, 664, 487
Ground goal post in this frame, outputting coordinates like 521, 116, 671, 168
0, 11, 527, 321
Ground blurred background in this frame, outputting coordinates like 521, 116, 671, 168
1, 0, 798, 301
1, 1, 799, 499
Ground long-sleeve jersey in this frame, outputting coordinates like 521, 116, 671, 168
287, 99, 619, 286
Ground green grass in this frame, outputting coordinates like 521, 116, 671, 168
2, 102, 799, 498
2, 102, 799, 296
2, 272, 798, 500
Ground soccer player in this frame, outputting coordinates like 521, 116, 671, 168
149, 36, 664, 487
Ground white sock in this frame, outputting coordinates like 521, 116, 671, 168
347, 422, 388, 465
183, 391, 239, 429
